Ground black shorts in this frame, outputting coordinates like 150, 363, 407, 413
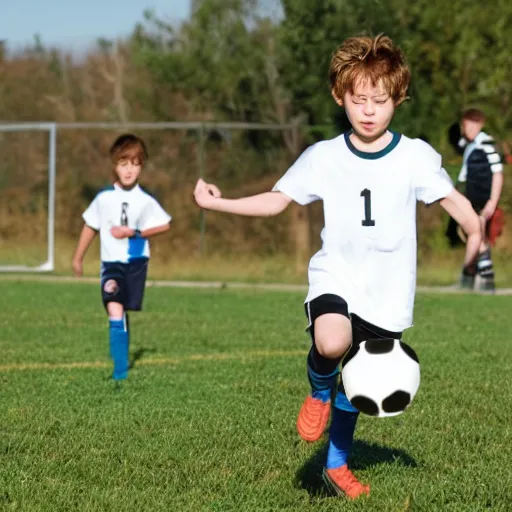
304, 293, 403, 349
468, 197, 488, 214
101, 259, 149, 311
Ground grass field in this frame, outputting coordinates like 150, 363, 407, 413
1, 280, 511, 511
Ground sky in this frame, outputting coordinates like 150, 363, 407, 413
1, 0, 191, 52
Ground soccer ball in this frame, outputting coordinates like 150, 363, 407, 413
341, 338, 420, 418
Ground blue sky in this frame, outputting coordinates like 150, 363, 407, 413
1, 0, 190, 51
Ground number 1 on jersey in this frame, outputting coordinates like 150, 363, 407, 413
360, 189, 375, 226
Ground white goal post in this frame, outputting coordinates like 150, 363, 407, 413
0, 123, 56, 272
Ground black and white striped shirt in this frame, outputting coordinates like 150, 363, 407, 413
457, 131, 503, 202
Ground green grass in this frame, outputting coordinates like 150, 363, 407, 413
0, 280, 511, 511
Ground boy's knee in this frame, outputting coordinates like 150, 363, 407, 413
107, 301, 125, 320
312, 312, 352, 359
316, 336, 351, 360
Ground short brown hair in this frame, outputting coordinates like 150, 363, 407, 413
462, 108, 486, 123
329, 34, 410, 106
109, 134, 148, 165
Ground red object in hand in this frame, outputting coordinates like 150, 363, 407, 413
488, 207, 505, 246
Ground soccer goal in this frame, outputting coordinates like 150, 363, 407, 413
0, 123, 56, 272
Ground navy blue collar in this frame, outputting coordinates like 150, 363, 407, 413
344, 131, 401, 160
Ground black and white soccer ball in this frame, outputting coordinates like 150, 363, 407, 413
341, 338, 420, 418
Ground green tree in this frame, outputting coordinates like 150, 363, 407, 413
132, 1, 280, 122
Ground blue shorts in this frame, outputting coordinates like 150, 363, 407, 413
100, 259, 149, 311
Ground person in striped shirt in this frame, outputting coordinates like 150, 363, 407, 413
457, 109, 504, 292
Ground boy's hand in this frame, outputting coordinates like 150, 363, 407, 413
480, 201, 496, 221
110, 226, 135, 239
72, 258, 83, 277
194, 178, 222, 208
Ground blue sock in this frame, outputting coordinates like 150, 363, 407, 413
109, 317, 128, 380
326, 391, 359, 469
308, 366, 339, 403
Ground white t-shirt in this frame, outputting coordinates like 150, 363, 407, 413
273, 132, 453, 332
83, 183, 171, 263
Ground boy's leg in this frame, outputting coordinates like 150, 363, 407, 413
108, 306, 129, 381
121, 259, 148, 371
475, 220, 495, 293
323, 391, 366, 500
459, 265, 476, 290
297, 294, 351, 442
101, 263, 129, 380
125, 259, 148, 312
324, 315, 402, 499
460, 198, 483, 290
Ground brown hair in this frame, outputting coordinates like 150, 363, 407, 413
329, 34, 410, 106
462, 108, 486, 124
109, 133, 148, 166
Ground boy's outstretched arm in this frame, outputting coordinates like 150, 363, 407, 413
194, 178, 292, 217
440, 189, 482, 269
72, 224, 97, 277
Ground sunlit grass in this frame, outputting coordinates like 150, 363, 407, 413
0, 281, 511, 510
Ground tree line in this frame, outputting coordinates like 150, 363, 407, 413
0, 0, 510, 264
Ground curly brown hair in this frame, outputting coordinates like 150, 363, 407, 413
329, 34, 410, 106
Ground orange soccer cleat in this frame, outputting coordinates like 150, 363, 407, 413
296, 395, 331, 442
323, 465, 370, 500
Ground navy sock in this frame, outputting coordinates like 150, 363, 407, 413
109, 317, 129, 380
307, 345, 341, 402
307, 344, 342, 375
326, 389, 359, 469
307, 366, 339, 403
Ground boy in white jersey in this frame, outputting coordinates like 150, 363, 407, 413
194, 35, 481, 499
72, 134, 171, 381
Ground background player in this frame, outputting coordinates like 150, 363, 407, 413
457, 109, 504, 292
72, 134, 172, 381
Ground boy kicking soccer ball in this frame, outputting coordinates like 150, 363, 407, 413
72, 134, 171, 381
194, 35, 481, 499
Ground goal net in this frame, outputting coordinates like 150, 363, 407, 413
0, 123, 56, 272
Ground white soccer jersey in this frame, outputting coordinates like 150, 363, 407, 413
273, 132, 454, 332
83, 183, 171, 263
